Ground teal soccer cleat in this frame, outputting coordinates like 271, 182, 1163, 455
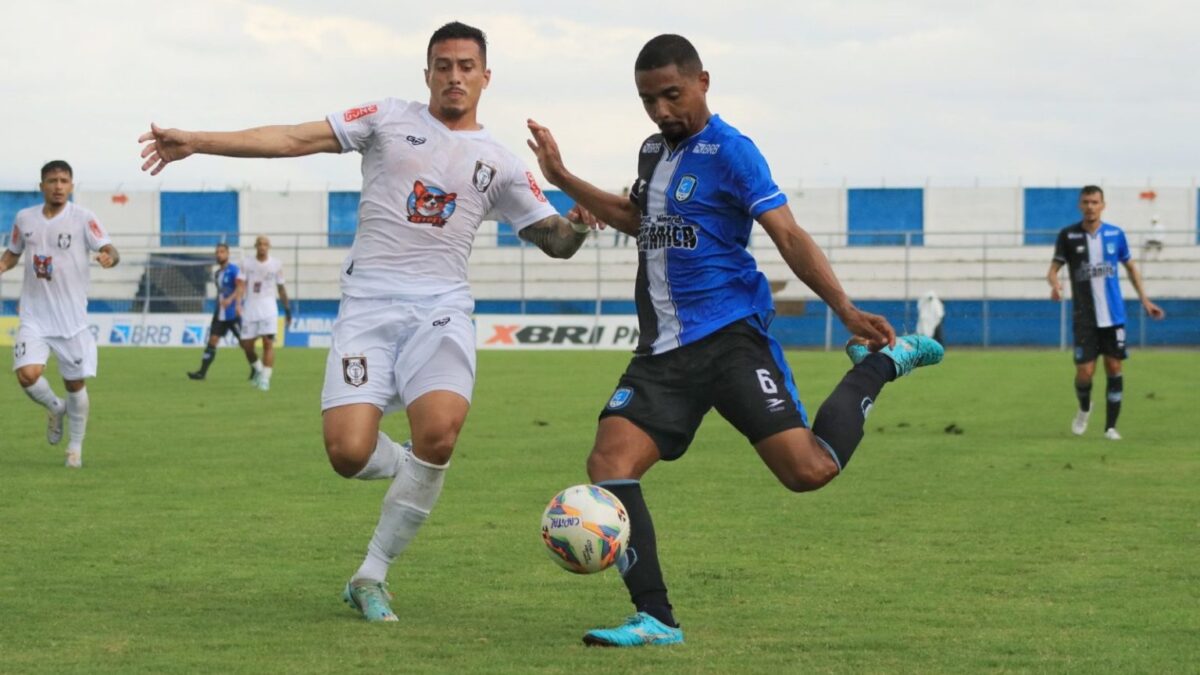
342, 580, 398, 622
846, 334, 944, 378
582, 612, 684, 647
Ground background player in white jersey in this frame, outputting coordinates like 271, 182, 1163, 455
138, 21, 594, 621
0, 161, 120, 468
237, 235, 291, 391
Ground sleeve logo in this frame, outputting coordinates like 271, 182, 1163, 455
343, 104, 379, 123
88, 219, 105, 239
526, 171, 548, 203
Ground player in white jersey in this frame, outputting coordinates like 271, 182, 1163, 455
236, 235, 291, 391
0, 161, 120, 468
138, 21, 595, 621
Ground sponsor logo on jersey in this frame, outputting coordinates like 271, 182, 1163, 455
472, 160, 496, 192
343, 104, 378, 123
405, 135, 426, 146
692, 142, 720, 155
88, 219, 105, 239
33, 254, 52, 280
525, 171, 548, 203
674, 174, 698, 202
641, 141, 662, 154
342, 356, 368, 387
1075, 246, 1084, 253
433, 316, 451, 327
607, 386, 634, 410
1067, 232, 1084, 239
1074, 262, 1116, 281
637, 215, 698, 251
406, 180, 458, 227
57, 233, 71, 249
10, 228, 18, 245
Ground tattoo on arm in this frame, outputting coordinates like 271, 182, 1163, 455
517, 215, 588, 259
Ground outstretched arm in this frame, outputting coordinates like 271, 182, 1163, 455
138, 120, 341, 175
517, 206, 595, 259
526, 119, 640, 235
1122, 259, 1166, 319
757, 204, 895, 349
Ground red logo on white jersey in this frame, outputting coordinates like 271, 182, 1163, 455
406, 181, 458, 227
343, 104, 379, 123
88, 219, 106, 239
526, 171, 548, 203
33, 255, 53, 280
9, 228, 17, 246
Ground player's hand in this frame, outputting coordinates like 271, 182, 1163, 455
1050, 283, 1063, 302
95, 251, 117, 268
526, 119, 569, 186
139, 123, 194, 176
1144, 300, 1166, 320
841, 307, 896, 350
567, 204, 605, 232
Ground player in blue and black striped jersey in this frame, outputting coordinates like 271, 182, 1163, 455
188, 242, 254, 380
1047, 186, 1164, 440
528, 34, 944, 647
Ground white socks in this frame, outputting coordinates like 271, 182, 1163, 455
23, 377, 65, 414
67, 388, 89, 451
353, 432, 405, 480
261, 366, 273, 383
353, 445, 448, 583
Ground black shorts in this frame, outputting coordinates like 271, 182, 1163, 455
599, 319, 809, 461
1073, 323, 1127, 364
210, 317, 242, 340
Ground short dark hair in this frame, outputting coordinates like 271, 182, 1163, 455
1080, 185, 1104, 199
41, 160, 73, 180
635, 34, 703, 74
215, 242, 230, 251
427, 21, 487, 66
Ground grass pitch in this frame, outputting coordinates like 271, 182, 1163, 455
0, 346, 1196, 674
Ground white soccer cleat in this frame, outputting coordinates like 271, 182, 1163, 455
47, 404, 66, 445
65, 448, 82, 468
256, 378, 270, 392
1071, 409, 1090, 436
1104, 428, 1122, 441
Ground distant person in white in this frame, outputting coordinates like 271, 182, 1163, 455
0, 160, 120, 468
1143, 214, 1166, 259
237, 235, 290, 391
138, 21, 596, 621
916, 290, 945, 344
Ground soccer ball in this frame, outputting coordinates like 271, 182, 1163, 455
541, 484, 630, 574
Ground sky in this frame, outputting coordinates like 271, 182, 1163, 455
2, 0, 1197, 192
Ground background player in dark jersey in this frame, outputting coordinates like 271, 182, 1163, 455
187, 242, 253, 380
527, 34, 943, 647
1047, 186, 1164, 440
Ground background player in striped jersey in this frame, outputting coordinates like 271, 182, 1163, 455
1047, 185, 1165, 440
187, 242, 253, 380
237, 235, 291, 391
1, 160, 120, 468
527, 34, 943, 646
139, 21, 595, 622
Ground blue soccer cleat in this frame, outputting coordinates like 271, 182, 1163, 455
342, 580, 398, 622
582, 612, 684, 647
845, 334, 944, 378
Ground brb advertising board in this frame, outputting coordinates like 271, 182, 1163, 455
80, 314, 284, 347
476, 315, 640, 350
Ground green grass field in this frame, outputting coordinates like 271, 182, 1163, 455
0, 346, 1196, 674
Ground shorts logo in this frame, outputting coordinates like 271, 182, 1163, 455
606, 386, 634, 410
861, 396, 874, 418
1115, 327, 1126, 347
13, 342, 25, 358
57, 233, 71, 249
526, 171, 548, 203
674, 174, 698, 202
766, 397, 786, 413
472, 160, 496, 192
1074, 346, 1084, 361
343, 104, 378, 123
405, 135, 427, 146
406, 180, 458, 227
343, 356, 368, 387
33, 254, 53, 280
432, 316, 451, 327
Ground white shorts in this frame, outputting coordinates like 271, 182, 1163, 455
241, 316, 278, 340
320, 295, 476, 413
12, 324, 98, 380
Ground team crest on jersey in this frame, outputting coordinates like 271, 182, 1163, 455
33, 255, 53, 280
472, 161, 496, 192
1105, 242, 1116, 255
407, 180, 458, 227
342, 356, 368, 387
57, 233, 72, 249
674, 174, 698, 202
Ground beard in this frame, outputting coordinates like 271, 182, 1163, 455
659, 122, 687, 144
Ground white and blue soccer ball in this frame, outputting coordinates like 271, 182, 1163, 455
541, 484, 630, 574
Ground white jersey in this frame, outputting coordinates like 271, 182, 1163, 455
238, 255, 285, 321
327, 98, 558, 299
6, 203, 111, 338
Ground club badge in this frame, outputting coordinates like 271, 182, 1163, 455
472, 160, 496, 192
342, 356, 368, 387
